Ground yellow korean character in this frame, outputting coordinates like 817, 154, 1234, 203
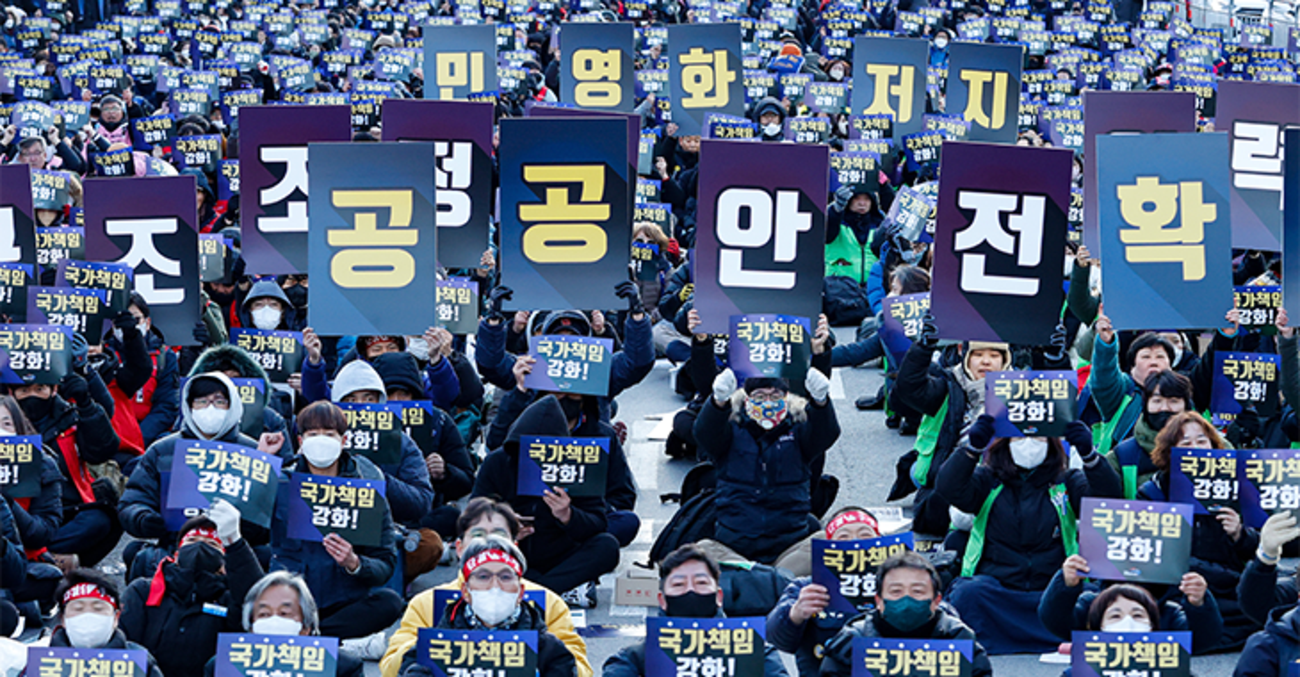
228, 451, 252, 477
1091, 507, 1114, 533
503, 640, 526, 667
1156, 640, 1180, 668
228, 643, 253, 667
704, 628, 731, 654
1082, 641, 1108, 666
328, 189, 418, 289
185, 445, 208, 471
1160, 512, 1183, 539
583, 443, 602, 464
938, 649, 962, 676
1116, 177, 1215, 281
682, 627, 707, 655
678, 47, 735, 108
299, 480, 320, 503
358, 487, 376, 509
274, 642, 302, 669
426, 638, 454, 664
110, 660, 132, 677
911, 647, 938, 676
434, 50, 486, 99
571, 48, 621, 107
528, 441, 548, 462
517, 165, 609, 262
863, 648, 889, 674
1134, 510, 1161, 536
658, 627, 682, 654
473, 639, 501, 666
1129, 640, 1157, 668
38, 657, 62, 677
822, 547, 844, 572
732, 628, 754, 654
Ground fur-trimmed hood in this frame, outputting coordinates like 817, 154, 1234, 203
726, 390, 809, 424
188, 343, 270, 382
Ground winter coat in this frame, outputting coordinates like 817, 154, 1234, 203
936, 445, 1122, 592
188, 343, 290, 436
118, 373, 264, 545
693, 389, 841, 562
892, 342, 972, 535
482, 389, 636, 512
398, 599, 576, 677
1237, 557, 1298, 627
0, 497, 25, 587
237, 280, 303, 331
604, 612, 790, 677
819, 608, 992, 677
1036, 569, 1223, 654
1234, 605, 1300, 677
269, 451, 398, 611
766, 577, 857, 677
42, 628, 164, 677
6, 452, 62, 550
472, 397, 610, 573
1138, 474, 1258, 602
101, 324, 181, 449
300, 352, 461, 414
119, 538, 263, 677
30, 392, 121, 510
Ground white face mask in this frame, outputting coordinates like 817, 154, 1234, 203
406, 336, 430, 362
762, 123, 782, 136
1009, 437, 1049, 469
251, 306, 282, 331
191, 405, 227, 436
251, 615, 304, 636
301, 435, 342, 469
469, 587, 518, 627
1101, 616, 1151, 633
64, 612, 116, 648
829, 68, 845, 80
934, 36, 949, 49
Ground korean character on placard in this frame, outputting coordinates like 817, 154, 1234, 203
957, 68, 1009, 129
1116, 177, 1215, 282
518, 165, 610, 264
435, 50, 486, 99
1231, 121, 1284, 207
678, 47, 736, 109
714, 187, 814, 290
105, 217, 184, 304
659, 627, 683, 654
862, 64, 915, 125
434, 141, 472, 228
329, 189, 419, 289
952, 190, 1045, 296
572, 48, 622, 107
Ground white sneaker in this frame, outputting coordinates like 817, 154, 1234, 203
341, 630, 389, 661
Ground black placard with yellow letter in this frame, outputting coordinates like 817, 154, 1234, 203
945, 43, 1023, 143
668, 23, 745, 137
422, 25, 497, 101
560, 22, 634, 112
851, 37, 929, 139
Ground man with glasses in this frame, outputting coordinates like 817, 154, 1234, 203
118, 373, 264, 581
380, 497, 593, 677
390, 535, 577, 677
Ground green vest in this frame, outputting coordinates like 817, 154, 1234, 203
824, 225, 879, 285
962, 482, 1078, 577
911, 398, 949, 488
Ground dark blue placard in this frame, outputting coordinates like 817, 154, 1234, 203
215, 634, 339, 677
727, 313, 811, 385
1211, 352, 1280, 426
0, 434, 43, 499
165, 438, 283, 529
415, 629, 538, 677
880, 292, 930, 368
645, 617, 767, 677
984, 370, 1078, 438
1077, 498, 1194, 585
28, 648, 147, 677
1169, 447, 1237, 516
852, 637, 974, 676
284, 472, 388, 547
811, 533, 914, 615
523, 334, 614, 396
516, 435, 610, 498
1070, 631, 1191, 677
1237, 448, 1300, 529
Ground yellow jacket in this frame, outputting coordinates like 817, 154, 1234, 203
379, 577, 593, 677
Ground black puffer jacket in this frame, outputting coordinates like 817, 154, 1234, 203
819, 608, 992, 677
30, 392, 121, 509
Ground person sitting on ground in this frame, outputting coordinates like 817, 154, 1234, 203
48, 569, 163, 677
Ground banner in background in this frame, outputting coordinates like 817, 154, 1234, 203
851, 37, 929, 139
1217, 80, 1300, 251
668, 23, 745, 137
945, 43, 1023, 143
422, 25, 497, 101
561, 22, 635, 112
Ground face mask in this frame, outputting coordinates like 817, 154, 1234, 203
112, 328, 124, 344
1144, 410, 1175, 433
1170, 344, 1185, 367
191, 405, 227, 436
251, 615, 304, 636
251, 306, 282, 330
559, 397, 583, 423
664, 590, 719, 618
406, 337, 430, 362
64, 612, 116, 648
882, 595, 934, 632
901, 246, 925, 265
1009, 437, 1049, 469
177, 542, 224, 573
829, 68, 845, 80
469, 587, 518, 627
283, 285, 308, 308
745, 397, 788, 430
301, 435, 343, 469
934, 36, 949, 49
1101, 616, 1151, 633
19, 395, 53, 422
762, 123, 782, 136
837, 119, 849, 135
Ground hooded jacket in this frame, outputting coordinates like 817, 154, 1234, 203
693, 388, 841, 563
188, 343, 291, 437
819, 608, 992, 677
270, 450, 398, 612
472, 397, 611, 573
118, 373, 262, 543
398, 599, 576, 677
300, 348, 461, 413
317, 360, 435, 526
119, 537, 263, 677
237, 280, 302, 331
1234, 605, 1300, 676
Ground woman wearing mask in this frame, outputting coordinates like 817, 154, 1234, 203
935, 416, 1121, 654
395, 536, 577, 677
1136, 411, 1258, 648
268, 401, 403, 650
824, 59, 850, 82
202, 571, 365, 677
120, 511, 262, 677
45, 570, 164, 677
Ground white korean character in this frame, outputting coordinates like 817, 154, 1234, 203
106, 217, 183, 304
953, 190, 1045, 296
715, 188, 812, 290
257, 146, 309, 233
435, 141, 472, 228
1232, 121, 1284, 207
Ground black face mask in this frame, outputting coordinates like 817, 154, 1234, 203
177, 542, 224, 574
18, 395, 53, 423
664, 590, 719, 618
283, 285, 308, 309
1144, 409, 1175, 433
559, 397, 583, 424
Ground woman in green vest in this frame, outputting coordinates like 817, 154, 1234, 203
935, 415, 1121, 654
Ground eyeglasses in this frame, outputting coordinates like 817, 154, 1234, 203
192, 395, 230, 409
18, 150, 43, 160
469, 568, 519, 587
465, 527, 511, 541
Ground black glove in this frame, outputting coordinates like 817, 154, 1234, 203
1042, 322, 1068, 363
916, 313, 939, 350
967, 414, 996, 450
192, 320, 210, 346
59, 372, 89, 406
69, 331, 88, 372
1228, 407, 1261, 448
615, 280, 641, 314
1064, 420, 1094, 460
113, 311, 138, 331
488, 285, 513, 320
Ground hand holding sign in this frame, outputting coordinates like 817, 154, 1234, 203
788, 584, 830, 625
542, 486, 572, 525
323, 532, 360, 572
1062, 554, 1090, 587
1260, 512, 1300, 561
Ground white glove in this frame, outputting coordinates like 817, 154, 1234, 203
208, 498, 242, 546
712, 368, 737, 405
805, 368, 831, 403
1260, 512, 1300, 560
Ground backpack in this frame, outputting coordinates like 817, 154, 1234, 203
823, 276, 872, 326
649, 463, 718, 565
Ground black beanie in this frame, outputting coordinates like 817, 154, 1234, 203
370, 352, 424, 397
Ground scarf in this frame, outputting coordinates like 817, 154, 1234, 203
951, 364, 985, 428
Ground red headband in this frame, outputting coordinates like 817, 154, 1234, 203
826, 511, 879, 540
461, 550, 523, 581
62, 582, 116, 609
182, 526, 225, 553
